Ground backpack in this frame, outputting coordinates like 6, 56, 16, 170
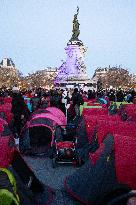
0, 167, 37, 205
0, 168, 20, 205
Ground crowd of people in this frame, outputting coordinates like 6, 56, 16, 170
0, 86, 135, 136
0, 85, 136, 205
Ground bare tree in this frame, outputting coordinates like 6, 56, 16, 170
0, 66, 21, 88
24, 68, 57, 89
100, 67, 131, 89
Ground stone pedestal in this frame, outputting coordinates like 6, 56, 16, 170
54, 7, 98, 90
55, 40, 90, 84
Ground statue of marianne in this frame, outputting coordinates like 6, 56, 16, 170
70, 6, 80, 41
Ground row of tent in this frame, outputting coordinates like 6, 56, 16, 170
0, 96, 136, 204
63, 102, 136, 204
0, 96, 67, 155
0, 106, 67, 205
0, 116, 53, 204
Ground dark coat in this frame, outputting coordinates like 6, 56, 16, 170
71, 92, 84, 106
11, 93, 30, 135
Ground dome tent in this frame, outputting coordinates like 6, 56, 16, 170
19, 108, 66, 155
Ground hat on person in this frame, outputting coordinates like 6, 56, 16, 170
12, 86, 19, 93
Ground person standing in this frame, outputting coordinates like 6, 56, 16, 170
31, 93, 40, 112
11, 92, 30, 137
71, 88, 84, 117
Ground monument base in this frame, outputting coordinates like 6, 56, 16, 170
55, 77, 97, 91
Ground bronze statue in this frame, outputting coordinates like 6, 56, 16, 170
70, 6, 80, 41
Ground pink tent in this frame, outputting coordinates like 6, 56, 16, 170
0, 117, 15, 167
46, 107, 66, 125
20, 111, 66, 155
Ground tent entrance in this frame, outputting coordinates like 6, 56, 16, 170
29, 126, 52, 154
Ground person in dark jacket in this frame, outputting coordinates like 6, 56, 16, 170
31, 93, 40, 112
108, 89, 116, 102
88, 89, 93, 100
50, 90, 61, 108
71, 88, 84, 117
116, 89, 124, 102
40, 92, 50, 109
11, 93, 30, 136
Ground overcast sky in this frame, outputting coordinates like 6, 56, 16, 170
0, 0, 136, 77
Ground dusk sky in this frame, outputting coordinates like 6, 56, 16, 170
0, 0, 136, 77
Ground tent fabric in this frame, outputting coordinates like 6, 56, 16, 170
0, 118, 15, 167
96, 184, 131, 205
89, 143, 105, 166
64, 135, 116, 205
0, 97, 13, 123
124, 104, 136, 121
82, 108, 108, 117
0, 168, 17, 194
11, 151, 53, 205
19, 126, 52, 154
114, 134, 136, 189
0, 123, 4, 132
65, 131, 136, 204
87, 103, 101, 106
97, 122, 136, 145
3, 97, 12, 104
85, 121, 97, 144
0, 137, 15, 167
20, 110, 65, 154
30, 117, 54, 128
0, 189, 19, 205
46, 107, 66, 125
11, 150, 44, 193
32, 108, 50, 116
0, 103, 13, 123
76, 118, 89, 149
24, 112, 64, 135
0, 118, 12, 137
80, 106, 103, 115
31, 113, 64, 127
0, 168, 20, 205
0, 121, 53, 205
